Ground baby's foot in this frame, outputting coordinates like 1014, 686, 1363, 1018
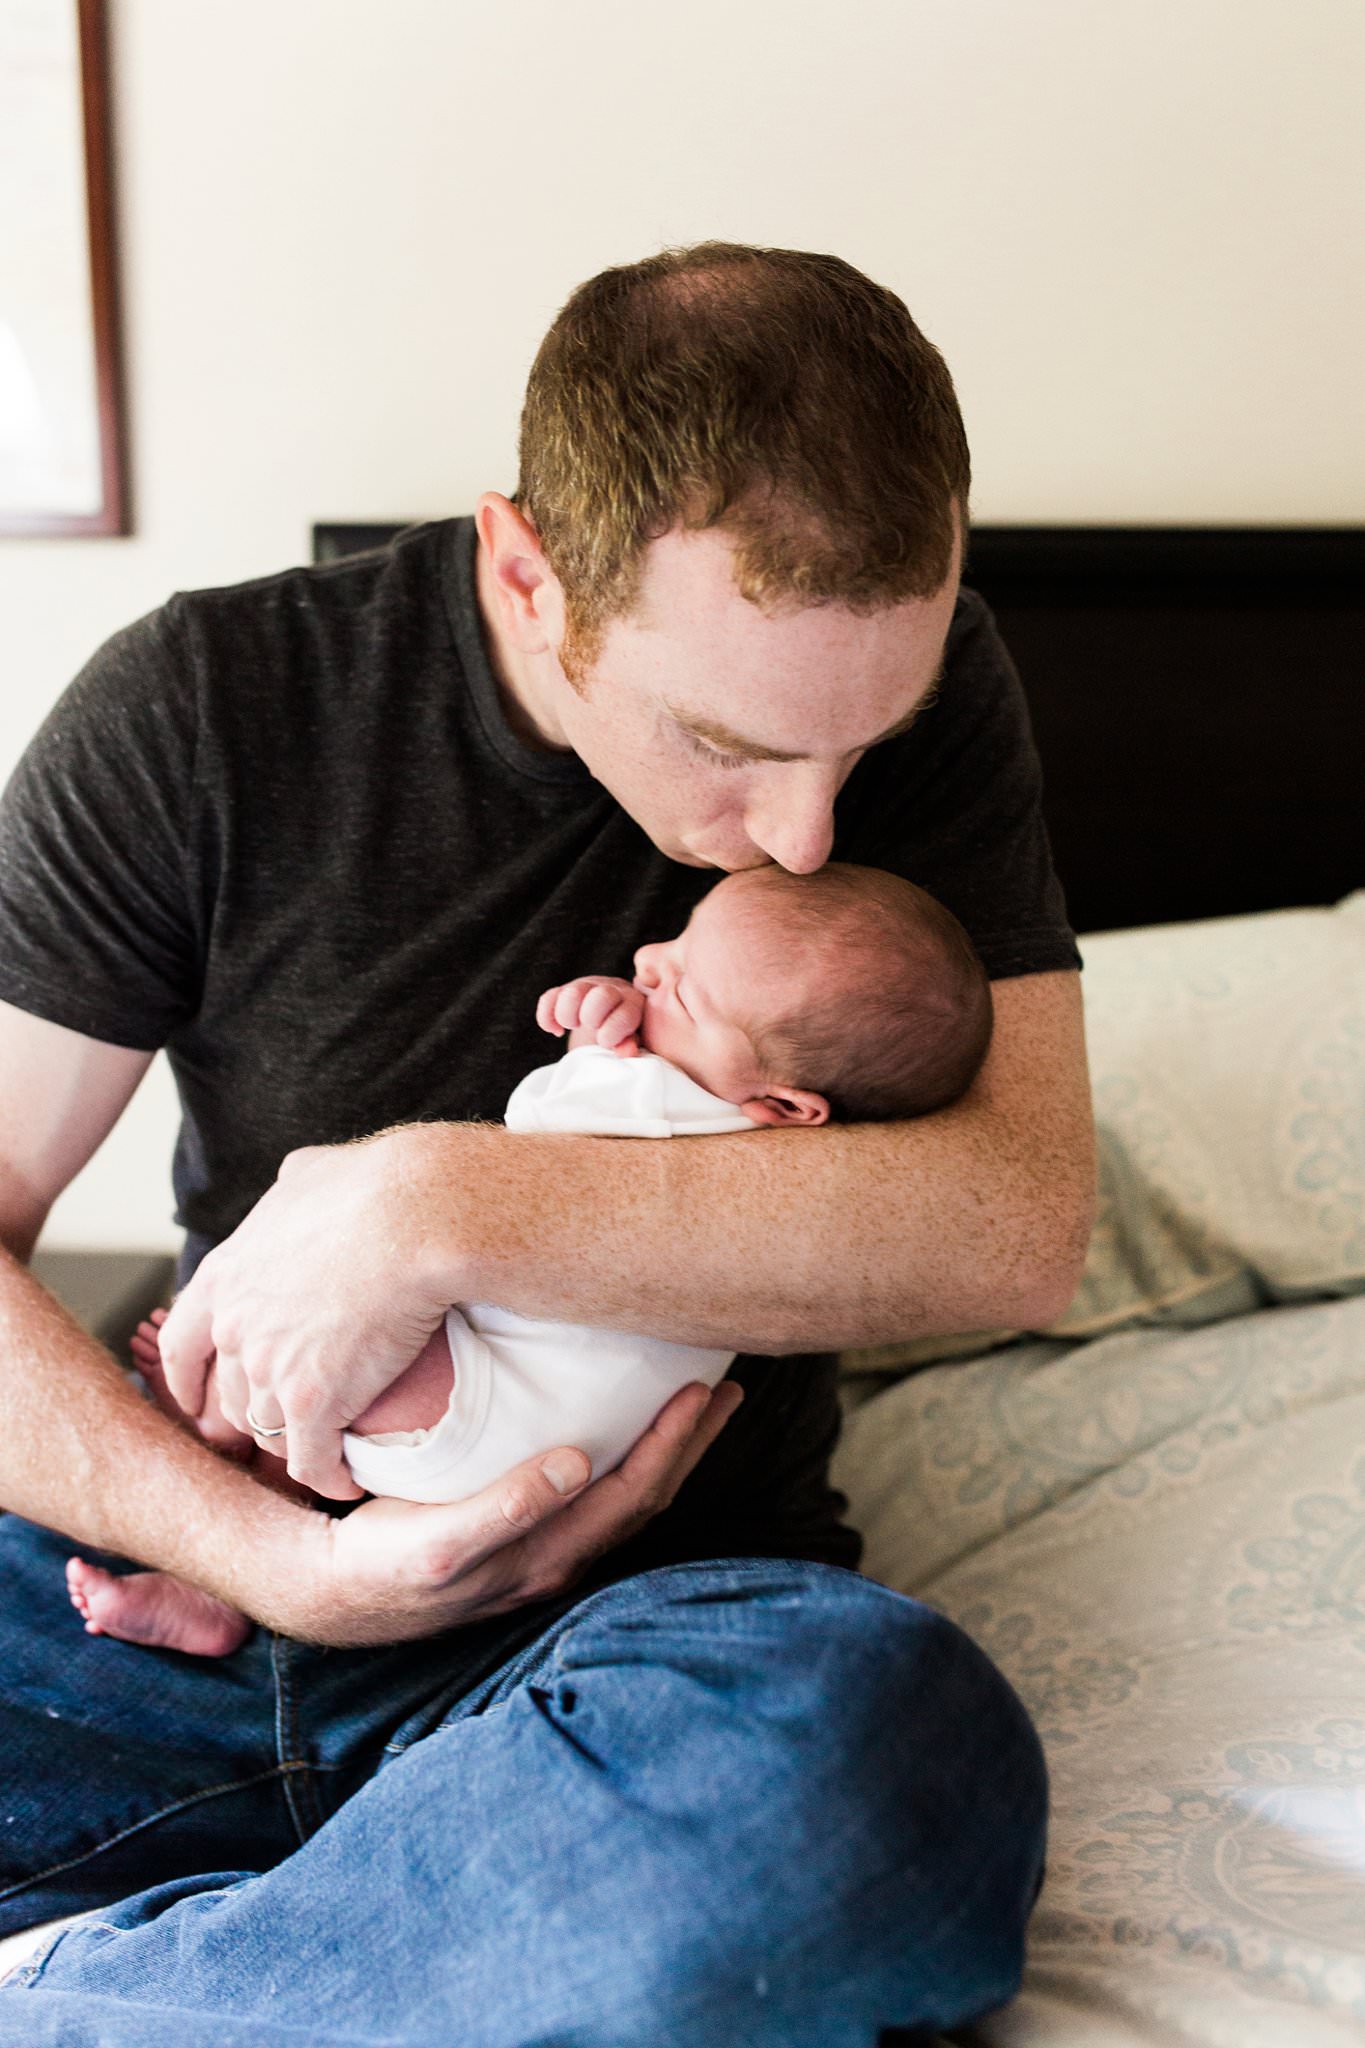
66, 1556, 251, 1658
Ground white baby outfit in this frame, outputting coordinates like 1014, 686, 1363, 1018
342, 1046, 753, 1504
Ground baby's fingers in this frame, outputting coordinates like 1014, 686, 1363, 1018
551, 985, 589, 1033
595, 1003, 640, 1049
577, 984, 621, 1033
536, 987, 567, 1036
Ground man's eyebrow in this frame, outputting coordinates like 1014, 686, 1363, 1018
664, 658, 944, 763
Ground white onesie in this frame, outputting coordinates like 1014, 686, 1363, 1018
341, 1046, 754, 1505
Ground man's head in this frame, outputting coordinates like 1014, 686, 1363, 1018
632, 863, 993, 1125
475, 240, 970, 872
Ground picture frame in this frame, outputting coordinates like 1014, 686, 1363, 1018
0, 0, 127, 536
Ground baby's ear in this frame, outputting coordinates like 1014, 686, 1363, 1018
738, 1089, 830, 1128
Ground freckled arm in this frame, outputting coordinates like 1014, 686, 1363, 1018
413, 971, 1095, 1353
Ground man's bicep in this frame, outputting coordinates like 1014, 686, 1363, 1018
0, 1000, 154, 1260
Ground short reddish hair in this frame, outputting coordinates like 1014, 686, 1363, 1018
514, 241, 970, 683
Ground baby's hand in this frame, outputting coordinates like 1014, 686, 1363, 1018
536, 976, 645, 1055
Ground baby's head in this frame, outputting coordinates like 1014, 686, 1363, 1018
632, 863, 992, 1125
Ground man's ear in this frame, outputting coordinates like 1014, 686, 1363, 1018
475, 491, 562, 652
738, 1089, 830, 1127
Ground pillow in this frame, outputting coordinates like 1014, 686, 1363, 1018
840, 890, 1365, 1376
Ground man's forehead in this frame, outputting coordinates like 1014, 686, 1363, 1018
610, 528, 955, 756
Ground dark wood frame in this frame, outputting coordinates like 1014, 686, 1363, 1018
1, 0, 128, 537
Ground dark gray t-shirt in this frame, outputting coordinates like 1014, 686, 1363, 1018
0, 516, 1079, 1579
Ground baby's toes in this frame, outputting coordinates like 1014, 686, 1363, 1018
66, 1559, 97, 1628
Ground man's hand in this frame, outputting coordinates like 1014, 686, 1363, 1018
131, 1308, 313, 1499
156, 1130, 453, 1501
279, 1378, 743, 1646
536, 976, 645, 1055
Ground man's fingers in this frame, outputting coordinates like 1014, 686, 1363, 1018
284, 1421, 366, 1502
196, 1355, 261, 1455
508, 1380, 744, 1587
622, 1379, 744, 1504
156, 1287, 218, 1418
425, 1445, 594, 1579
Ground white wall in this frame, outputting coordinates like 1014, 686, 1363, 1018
4, 0, 1362, 1251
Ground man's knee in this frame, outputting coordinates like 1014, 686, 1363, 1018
724, 1565, 1046, 1903
555, 1560, 1046, 1916
539, 1559, 1046, 2038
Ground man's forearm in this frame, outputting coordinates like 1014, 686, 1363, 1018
0, 1247, 318, 1627
417, 1114, 1084, 1355
410, 973, 1096, 1354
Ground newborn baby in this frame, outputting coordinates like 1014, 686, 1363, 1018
67, 862, 992, 1656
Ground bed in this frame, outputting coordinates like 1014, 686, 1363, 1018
5, 525, 1361, 2035
834, 524, 1365, 2046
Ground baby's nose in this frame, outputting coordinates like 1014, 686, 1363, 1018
633, 945, 662, 987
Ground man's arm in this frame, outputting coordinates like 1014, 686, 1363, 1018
0, 1000, 741, 1643
159, 971, 1095, 1495
436, 968, 1096, 1349
0, 1000, 320, 1604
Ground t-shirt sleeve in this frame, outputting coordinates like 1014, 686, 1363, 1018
0, 606, 201, 1049
837, 586, 1082, 981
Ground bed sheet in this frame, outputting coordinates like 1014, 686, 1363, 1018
834, 1295, 1365, 2047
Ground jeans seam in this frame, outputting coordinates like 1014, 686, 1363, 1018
422, 1558, 863, 1737
0, 1762, 312, 1909
2, 1921, 81, 1992
380, 1562, 866, 1753
270, 1634, 322, 1846
549, 1556, 861, 1639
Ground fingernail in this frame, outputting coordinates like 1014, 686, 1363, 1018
542, 1450, 589, 1494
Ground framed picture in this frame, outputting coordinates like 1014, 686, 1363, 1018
0, 0, 127, 536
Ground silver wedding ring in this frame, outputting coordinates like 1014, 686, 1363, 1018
245, 1404, 287, 1439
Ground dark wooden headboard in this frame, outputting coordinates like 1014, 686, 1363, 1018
962, 528, 1363, 934
314, 523, 1364, 936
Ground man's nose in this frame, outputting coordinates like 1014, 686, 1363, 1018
744, 771, 838, 875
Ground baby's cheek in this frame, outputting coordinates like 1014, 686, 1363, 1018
674, 1028, 736, 1100
642, 1006, 686, 1070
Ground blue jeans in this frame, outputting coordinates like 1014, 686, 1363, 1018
0, 1513, 1045, 2046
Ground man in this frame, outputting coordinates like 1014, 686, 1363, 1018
0, 242, 1093, 2045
